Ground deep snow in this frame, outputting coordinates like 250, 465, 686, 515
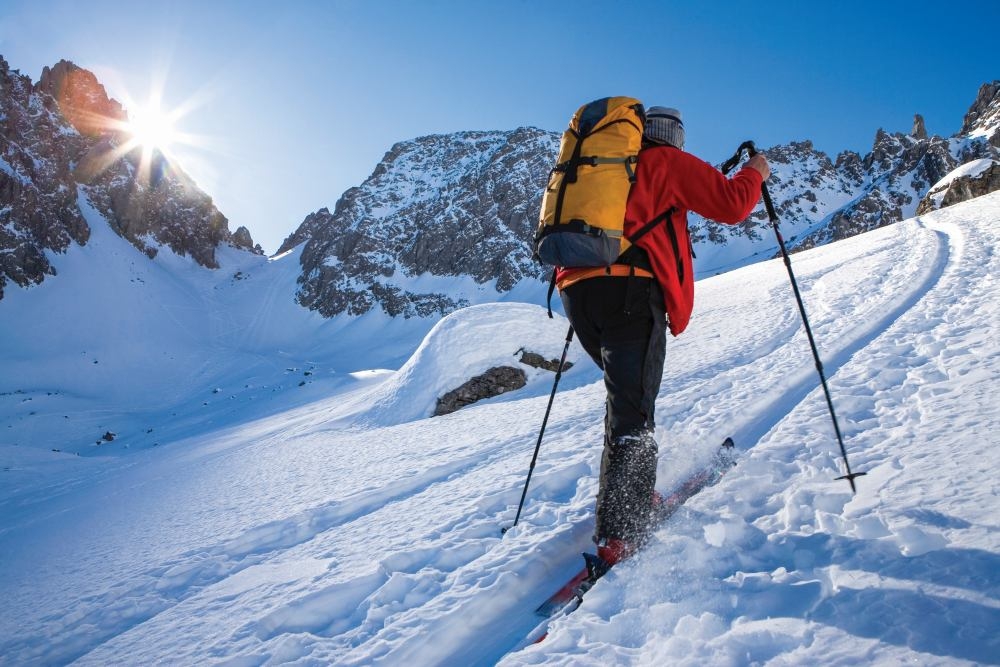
1, 193, 998, 665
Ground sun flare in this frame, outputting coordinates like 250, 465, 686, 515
106, 79, 211, 185
127, 102, 178, 154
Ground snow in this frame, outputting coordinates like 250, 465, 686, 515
1, 193, 999, 665
0, 155, 20, 179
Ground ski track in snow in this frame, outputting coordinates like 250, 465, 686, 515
1, 196, 998, 665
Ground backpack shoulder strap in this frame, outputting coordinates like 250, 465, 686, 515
626, 206, 676, 246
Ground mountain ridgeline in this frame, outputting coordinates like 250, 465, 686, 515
277, 128, 557, 318
0, 57, 260, 299
281, 83, 999, 317
2, 55, 998, 320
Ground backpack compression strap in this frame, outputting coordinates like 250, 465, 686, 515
554, 155, 640, 182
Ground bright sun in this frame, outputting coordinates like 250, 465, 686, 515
103, 77, 209, 184
126, 101, 178, 154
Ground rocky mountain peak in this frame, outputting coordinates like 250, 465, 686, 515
35, 60, 127, 137
0, 56, 261, 299
911, 114, 928, 140
289, 127, 558, 318
275, 207, 333, 256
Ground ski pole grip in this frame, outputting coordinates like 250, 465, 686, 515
721, 140, 777, 221
720, 140, 757, 175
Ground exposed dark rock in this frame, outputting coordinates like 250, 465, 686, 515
35, 59, 127, 137
232, 226, 262, 254
516, 348, 573, 373
434, 366, 527, 416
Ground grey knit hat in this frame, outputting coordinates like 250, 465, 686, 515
645, 106, 684, 148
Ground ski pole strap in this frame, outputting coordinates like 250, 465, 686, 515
720, 140, 758, 175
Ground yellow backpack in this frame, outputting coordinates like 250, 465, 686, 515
534, 96, 645, 268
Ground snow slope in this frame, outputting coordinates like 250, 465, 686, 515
1, 193, 998, 665
0, 189, 545, 466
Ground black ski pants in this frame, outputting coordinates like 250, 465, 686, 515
560, 275, 668, 542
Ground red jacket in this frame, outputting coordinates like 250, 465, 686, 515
558, 145, 763, 336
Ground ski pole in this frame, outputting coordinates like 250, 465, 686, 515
503, 325, 575, 534
722, 141, 865, 493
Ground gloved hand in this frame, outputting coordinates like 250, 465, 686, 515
746, 153, 770, 180
747, 153, 771, 180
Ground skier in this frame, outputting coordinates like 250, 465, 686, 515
556, 106, 770, 566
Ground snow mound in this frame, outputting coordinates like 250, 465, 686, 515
360, 302, 576, 426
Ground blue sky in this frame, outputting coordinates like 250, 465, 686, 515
2, 0, 997, 253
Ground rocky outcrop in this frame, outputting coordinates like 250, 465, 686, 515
35, 59, 128, 137
434, 366, 526, 416
232, 226, 260, 253
0, 57, 261, 298
917, 160, 1000, 214
432, 346, 571, 415
0, 57, 90, 298
516, 348, 573, 373
790, 131, 961, 251
960, 81, 1000, 147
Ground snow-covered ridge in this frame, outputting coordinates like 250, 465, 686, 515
5, 55, 999, 331
961, 81, 1000, 141
288, 126, 560, 318
286, 83, 1000, 314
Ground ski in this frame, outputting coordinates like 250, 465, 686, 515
527, 437, 738, 641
